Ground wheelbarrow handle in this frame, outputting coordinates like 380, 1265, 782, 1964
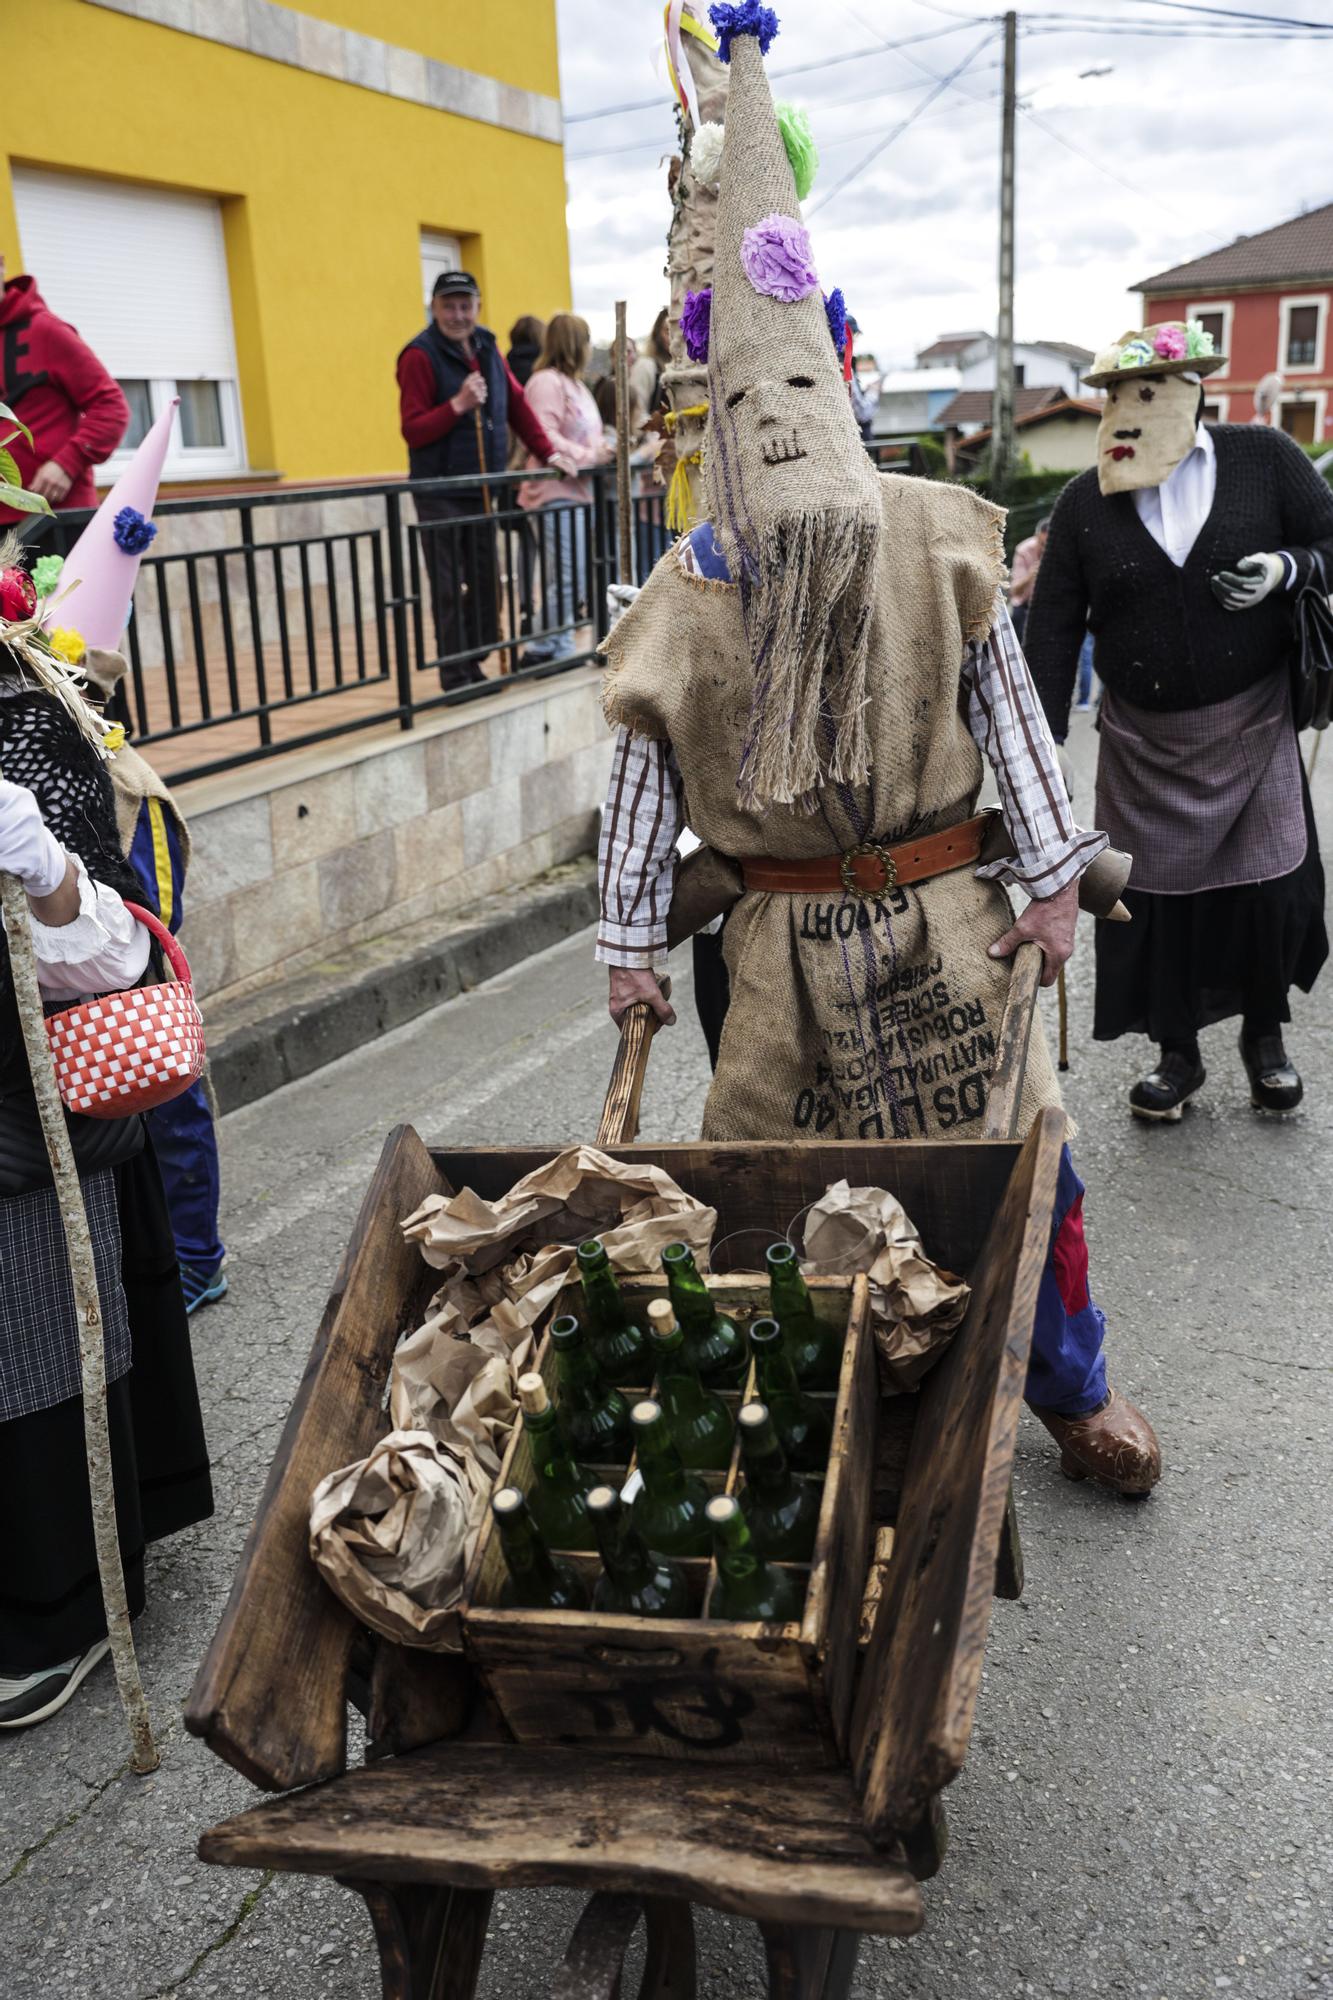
983, 941, 1045, 1141
596, 978, 672, 1147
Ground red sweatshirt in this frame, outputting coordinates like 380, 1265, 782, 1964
0, 276, 129, 519
397, 344, 556, 460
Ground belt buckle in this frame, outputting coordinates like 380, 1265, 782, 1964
840, 840, 898, 898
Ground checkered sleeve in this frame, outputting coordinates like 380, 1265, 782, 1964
595, 728, 682, 970
966, 594, 1108, 899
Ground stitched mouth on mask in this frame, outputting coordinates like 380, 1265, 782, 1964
761, 433, 808, 466
1108, 444, 1137, 461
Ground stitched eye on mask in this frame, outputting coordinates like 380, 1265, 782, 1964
786, 375, 815, 388
726, 388, 747, 409
1138, 386, 1155, 402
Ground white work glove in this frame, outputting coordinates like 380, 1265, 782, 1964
0, 778, 69, 897
1210, 551, 1286, 612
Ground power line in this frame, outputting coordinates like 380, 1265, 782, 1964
1117, 0, 1333, 24
805, 26, 999, 218
561, 17, 980, 122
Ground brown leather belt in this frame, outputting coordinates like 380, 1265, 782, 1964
741, 811, 993, 898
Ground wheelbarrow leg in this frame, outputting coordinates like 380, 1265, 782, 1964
548, 1892, 698, 2000
900, 1793, 949, 1881
758, 1920, 861, 1999
342, 1879, 492, 1999
994, 1479, 1024, 1600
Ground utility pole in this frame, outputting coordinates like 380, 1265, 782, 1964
992, 9, 1017, 497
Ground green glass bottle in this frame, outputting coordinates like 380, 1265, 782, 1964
549, 1315, 632, 1464
490, 1487, 589, 1610
586, 1483, 691, 1618
518, 1372, 593, 1552
628, 1398, 712, 1558
705, 1494, 805, 1624
747, 1319, 831, 1474
661, 1242, 748, 1389
645, 1297, 734, 1471
766, 1241, 842, 1390
576, 1238, 650, 1386
736, 1401, 821, 1563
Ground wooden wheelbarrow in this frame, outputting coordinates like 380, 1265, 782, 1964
186, 946, 1056, 1997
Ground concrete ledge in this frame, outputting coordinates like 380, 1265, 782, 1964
209, 856, 599, 1112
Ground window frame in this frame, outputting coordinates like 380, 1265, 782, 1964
1277, 389, 1327, 443
1279, 294, 1327, 375
1185, 300, 1232, 379
1200, 393, 1230, 424
100, 376, 248, 482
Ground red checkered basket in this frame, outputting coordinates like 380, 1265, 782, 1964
45, 902, 207, 1119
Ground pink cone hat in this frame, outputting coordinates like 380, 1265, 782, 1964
46, 397, 177, 649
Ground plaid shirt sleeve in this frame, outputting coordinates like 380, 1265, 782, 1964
967, 595, 1108, 898
595, 728, 681, 969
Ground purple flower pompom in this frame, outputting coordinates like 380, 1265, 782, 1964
681, 287, 712, 364
824, 287, 847, 357
709, 2, 780, 63
112, 506, 157, 555
740, 213, 818, 304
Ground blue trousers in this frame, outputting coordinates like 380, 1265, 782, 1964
145, 1080, 225, 1272
1026, 1145, 1108, 1417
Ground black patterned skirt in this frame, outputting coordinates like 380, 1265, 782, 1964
0, 1145, 213, 1673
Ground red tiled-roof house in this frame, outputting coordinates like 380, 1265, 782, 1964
1137, 202, 1333, 441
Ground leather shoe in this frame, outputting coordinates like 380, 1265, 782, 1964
1030, 1388, 1162, 1497
1128, 1050, 1205, 1122
1240, 1031, 1303, 1113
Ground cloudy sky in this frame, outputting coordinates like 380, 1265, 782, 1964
555, 0, 1333, 366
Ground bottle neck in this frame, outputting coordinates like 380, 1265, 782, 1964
754, 1342, 800, 1398
768, 1255, 813, 1320
665, 1254, 713, 1328
595, 1507, 654, 1584
527, 1403, 575, 1466
712, 1509, 762, 1583
650, 1326, 696, 1383
497, 1511, 558, 1587
581, 1256, 626, 1331
741, 1421, 793, 1497
556, 1344, 605, 1404
636, 1422, 688, 1496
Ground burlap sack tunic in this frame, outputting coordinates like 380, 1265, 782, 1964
604, 475, 1064, 1144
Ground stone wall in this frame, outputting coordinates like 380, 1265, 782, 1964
178, 665, 612, 1005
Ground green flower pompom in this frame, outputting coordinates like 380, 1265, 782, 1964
775, 101, 818, 201
31, 554, 64, 599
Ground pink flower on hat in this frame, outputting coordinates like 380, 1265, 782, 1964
740, 213, 819, 303
1152, 325, 1187, 361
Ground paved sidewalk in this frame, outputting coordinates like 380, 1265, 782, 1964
0, 711, 1330, 1998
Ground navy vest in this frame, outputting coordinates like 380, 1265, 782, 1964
402, 322, 509, 484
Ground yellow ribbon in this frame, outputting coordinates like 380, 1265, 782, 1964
666, 449, 703, 534
663, 401, 709, 435
663, 4, 720, 121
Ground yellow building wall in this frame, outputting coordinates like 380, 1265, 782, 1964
0, 0, 571, 485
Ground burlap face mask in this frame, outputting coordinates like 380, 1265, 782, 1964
1096, 372, 1199, 495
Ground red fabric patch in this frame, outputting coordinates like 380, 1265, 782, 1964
1052, 1193, 1091, 1316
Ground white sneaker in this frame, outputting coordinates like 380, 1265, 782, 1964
0, 1639, 111, 1728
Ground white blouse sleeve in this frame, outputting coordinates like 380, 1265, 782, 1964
5, 855, 152, 1002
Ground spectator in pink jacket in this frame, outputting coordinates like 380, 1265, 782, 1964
518, 315, 611, 664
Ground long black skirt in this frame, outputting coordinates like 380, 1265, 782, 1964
0, 1144, 213, 1673
1094, 776, 1328, 1045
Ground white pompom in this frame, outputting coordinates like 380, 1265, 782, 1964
690, 122, 725, 188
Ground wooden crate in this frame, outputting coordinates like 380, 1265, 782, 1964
462, 1271, 875, 1767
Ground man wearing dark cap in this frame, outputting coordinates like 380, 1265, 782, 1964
397, 271, 572, 688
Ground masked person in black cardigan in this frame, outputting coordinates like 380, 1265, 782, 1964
1025, 322, 1333, 1121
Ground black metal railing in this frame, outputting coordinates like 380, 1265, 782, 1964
27, 440, 918, 786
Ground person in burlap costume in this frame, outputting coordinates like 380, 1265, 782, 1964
595, 2, 1160, 1496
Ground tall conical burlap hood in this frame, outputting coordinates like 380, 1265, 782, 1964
700, 19, 881, 810
704, 29, 873, 564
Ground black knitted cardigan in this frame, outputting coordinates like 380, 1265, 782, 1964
1024, 424, 1333, 741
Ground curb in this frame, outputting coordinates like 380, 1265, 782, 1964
210, 860, 600, 1114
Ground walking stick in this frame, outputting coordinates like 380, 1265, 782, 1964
614, 301, 635, 589
1309, 731, 1323, 783
1057, 965, 1070, 1072
472, 404, 507, 674
0, 860, 159, 1772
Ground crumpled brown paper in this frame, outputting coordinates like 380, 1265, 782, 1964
311, 1148, 716, 1648
308, 1430, 492, 1650
802, 1180, 971, 1392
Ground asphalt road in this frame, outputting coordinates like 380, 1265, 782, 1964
1, 711, 1330, 2000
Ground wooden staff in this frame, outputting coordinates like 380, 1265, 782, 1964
614, 301, 635, 589
472, 404, 508, 675
0, 858, 158, 1771
1057, 965, 1070, 1072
